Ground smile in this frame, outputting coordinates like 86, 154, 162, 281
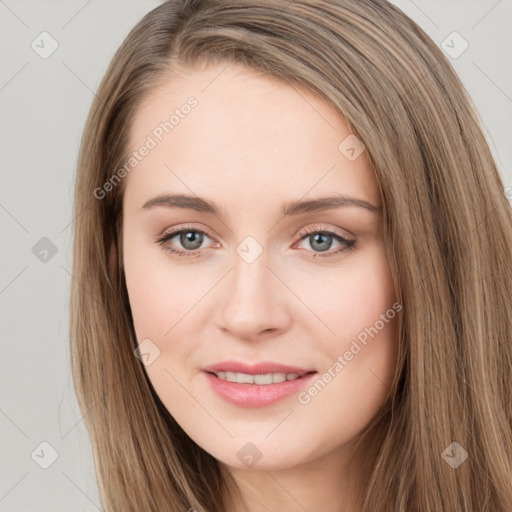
202, 368, 317, 408
213, 371, 302, 384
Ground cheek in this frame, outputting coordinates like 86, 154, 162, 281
293, 243, 399, 413
123, 243, 204, 400
288, 243, 397, 346
123, 227, 205, 342
126, 271, 201, 342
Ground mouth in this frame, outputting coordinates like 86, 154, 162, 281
205, 370, 316, 385
201, 361, 318, 408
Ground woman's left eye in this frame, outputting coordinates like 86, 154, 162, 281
156, 226, 356, 259
294, 229, 356, 258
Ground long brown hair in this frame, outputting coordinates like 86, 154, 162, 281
70, 0, 512, 510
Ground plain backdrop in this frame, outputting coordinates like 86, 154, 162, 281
1, 1, 511, 510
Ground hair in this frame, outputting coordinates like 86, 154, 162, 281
70, 0, 512, 510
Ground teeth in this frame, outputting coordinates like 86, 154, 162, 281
254, 374, 272, 385
215, 371, 303, 384
237, 372, 254, 384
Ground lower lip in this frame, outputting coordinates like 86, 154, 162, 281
203, 371, 317, 408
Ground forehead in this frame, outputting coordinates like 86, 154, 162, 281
124, 62, 380, 212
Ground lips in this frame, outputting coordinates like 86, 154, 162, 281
201, 360, 318, 408
201, 360, 314, 376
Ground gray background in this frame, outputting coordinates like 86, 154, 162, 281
1, 1, 511, 510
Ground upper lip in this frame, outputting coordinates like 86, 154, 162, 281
202, 360, 316, 376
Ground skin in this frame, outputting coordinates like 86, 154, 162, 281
122, 61, 399, 512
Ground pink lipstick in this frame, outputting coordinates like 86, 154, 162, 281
202, 360, 317, 408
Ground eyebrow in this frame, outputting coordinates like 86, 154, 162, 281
141, 193, 381, 216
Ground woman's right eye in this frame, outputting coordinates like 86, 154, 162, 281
157, 228, 214, 257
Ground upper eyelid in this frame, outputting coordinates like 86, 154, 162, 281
299, 224, 354, 239
158, 223, 210, 239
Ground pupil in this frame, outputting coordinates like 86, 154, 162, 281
181, 231, 203, 250
311, 233, 332, 252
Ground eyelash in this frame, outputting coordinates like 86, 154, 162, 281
155, 224, 357, 260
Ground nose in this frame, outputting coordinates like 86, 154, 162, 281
215, 249, 292, 341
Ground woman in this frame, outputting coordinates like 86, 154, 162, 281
70, 0, 512, 510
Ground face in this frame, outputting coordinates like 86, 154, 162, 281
122, 61, 399, 471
